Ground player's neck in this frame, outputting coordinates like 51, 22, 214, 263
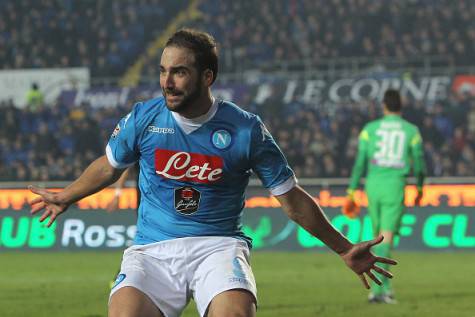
178, 90, 214, 119
383, 109, 401, 117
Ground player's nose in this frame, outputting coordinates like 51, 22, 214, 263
163, 73, 175, 88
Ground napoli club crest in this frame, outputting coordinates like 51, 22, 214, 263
174, 186, 201, 215
211, 129, 232, 150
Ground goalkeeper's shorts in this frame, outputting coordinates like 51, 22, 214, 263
109, 236, 257, 317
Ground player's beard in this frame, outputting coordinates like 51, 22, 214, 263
163, 79, 202, 114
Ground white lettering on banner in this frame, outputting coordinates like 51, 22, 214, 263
327, 76, 452, 103
74, 87, 130, 108
302, 80, 326, 103
156, 151, 223, 182
426, 76, 451, 100
328, 78, 353, 102
56, 75, 454, 109
351, 78, 379, 101
106, 226, 126, 247
61, 219, 136, 248
254, 83, 273, 104
401, 78, 427, 100
283, 80, 298, 103
84, 225, 106, 248
62, 219, 85, 247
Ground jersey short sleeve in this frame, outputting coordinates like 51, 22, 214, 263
249, 116, 296, 195
106, 105, 140, 169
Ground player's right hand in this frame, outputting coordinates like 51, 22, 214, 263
340, 235, 397, 289
342, 196, 360, 219
28, 185, 70, 227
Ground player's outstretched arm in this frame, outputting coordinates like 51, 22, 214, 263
275, 185, 397, 289
29, 155, 125, 227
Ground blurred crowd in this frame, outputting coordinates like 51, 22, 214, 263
0, 99, 126, 181
1, 0, 474, 78
194, 0, 474, 70
1, 92, 474, 181
0, 0, 188, 77
138, 0, 475, 79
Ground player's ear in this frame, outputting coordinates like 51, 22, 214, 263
202, 69, 214, 86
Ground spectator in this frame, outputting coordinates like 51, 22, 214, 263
25, 82, 44, 112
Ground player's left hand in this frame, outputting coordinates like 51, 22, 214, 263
342, 196, 360, 219
339, 235, 397, 289
28, 185, 70, 227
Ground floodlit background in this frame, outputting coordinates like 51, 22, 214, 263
0, 1, 474, 316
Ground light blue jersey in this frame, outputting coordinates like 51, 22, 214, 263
106, 97, 296, 247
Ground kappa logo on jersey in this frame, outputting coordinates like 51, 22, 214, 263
212, 129, 232, 150
155, 149, 224, 183
174, 186, 201, 214
148, 126, 175, 134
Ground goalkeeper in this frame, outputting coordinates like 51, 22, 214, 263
345, 89, 426, 304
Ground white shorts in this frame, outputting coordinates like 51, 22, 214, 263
109, 236, 257, 317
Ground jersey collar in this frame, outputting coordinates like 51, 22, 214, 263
171, 97, 218, 134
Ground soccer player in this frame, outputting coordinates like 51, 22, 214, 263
29, 29, 396, 317
345, 89, 426, 304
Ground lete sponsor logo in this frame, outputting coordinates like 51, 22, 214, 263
155, 149, 223, 183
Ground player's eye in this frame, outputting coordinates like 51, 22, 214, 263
176, 69, 187, 76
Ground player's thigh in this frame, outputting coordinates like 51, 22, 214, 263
205, 289, 256, 317
380, 202, 404, 235
109, 286, 164, 317
110, 244, 189, 317
190, 237, 257, 316
366, 192, 381, 234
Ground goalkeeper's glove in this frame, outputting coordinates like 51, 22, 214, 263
342, 189, 360, 219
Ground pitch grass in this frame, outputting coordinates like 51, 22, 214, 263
0, 251, 473, 317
